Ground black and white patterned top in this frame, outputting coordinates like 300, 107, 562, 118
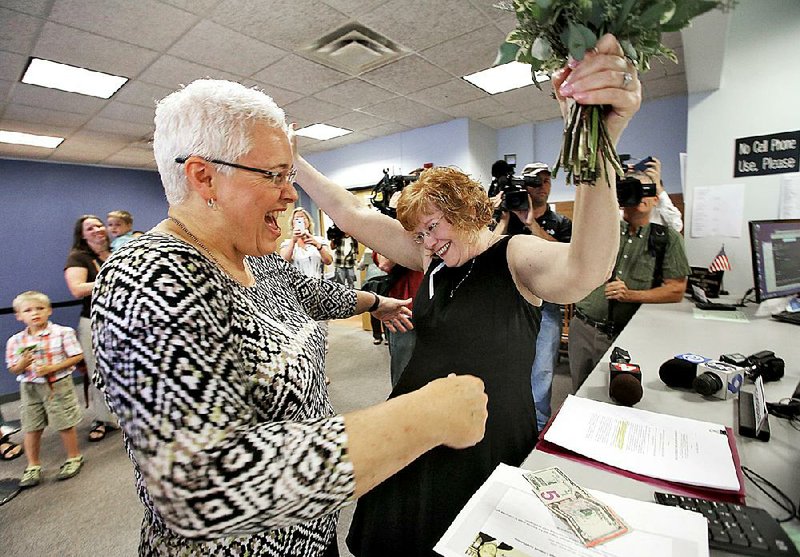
92, 233, 357, 556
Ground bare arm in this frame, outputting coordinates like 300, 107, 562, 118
507, 34, 640, 304
279, 237, 296, 261
36, 354, 84, 377
293, 158, 424, 272
606, 277, 687, 304
64, 266, 93, 298
345, 374, 487, 498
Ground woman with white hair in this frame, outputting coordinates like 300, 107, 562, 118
92, 79, 489, 556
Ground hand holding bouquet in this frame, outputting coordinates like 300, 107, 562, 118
497, 0, 735, 185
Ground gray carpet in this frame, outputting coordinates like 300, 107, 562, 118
0, 316, 572, 556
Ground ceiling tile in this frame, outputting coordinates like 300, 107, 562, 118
360, 55, 453, 96
444, 97, 507, 119
0, 143, 51, 159
169, 20, 287, 77
283, 97, 349, 126
0, 117, 77, 138
48, 0, 197, 51
319, 0, 388, 18
326, 111, 389, 132
4, 103, 90, 127
420, 25, 507, 78
0, 0, 51, 17
53, 131, 131, 161
34, 22, 159, 77
137, 55, 242, 90
408, 79, 486, 109
357, 0, 488, 51
313, 131, 371, 151
362, 97, 451, 128
479, 112, 531, 130
102, 146, 157, 168
492, 85, 552, 111
314, 79, 395, 109
0, 78, 13, 100
362, 122, 409, 138
113, 81, 173, 109
159, 0, 223, 15
243, 80, 304, 107
97, 101, 159, 126
0, 51, 28, 82
0, 7, 43, 55
10, 83, 107, 115
209, 0, 351, 52
252, 55, 349, 95
467, 0, 518, 32
84, 116, 154, 139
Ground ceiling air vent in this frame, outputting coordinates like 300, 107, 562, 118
303, 24, 408, 76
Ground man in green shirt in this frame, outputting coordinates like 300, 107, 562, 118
568, 174, 691, 393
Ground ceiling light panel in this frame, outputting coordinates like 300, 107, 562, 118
462, 62, 549, 95
294, 124, 352, 141
22, 58, 128, 99
0, 130, 64, 148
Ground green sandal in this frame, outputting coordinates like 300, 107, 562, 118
57, 455, 84, 481
19, 466, 42, 488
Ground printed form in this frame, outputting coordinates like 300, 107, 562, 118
543, 396, 740, 491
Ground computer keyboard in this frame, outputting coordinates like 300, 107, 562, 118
772, 311, 800, 325
654, 492, 798, 556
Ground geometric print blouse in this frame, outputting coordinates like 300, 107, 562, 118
92, 233, 357, 556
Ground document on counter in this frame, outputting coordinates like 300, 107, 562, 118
543, 396, 740, 492
435, 463, 709, 557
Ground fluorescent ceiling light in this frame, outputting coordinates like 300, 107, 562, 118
462, 62, 550, 95
22, 58, 128, 99
294, 123, 352, 141
0, 130, 64, 148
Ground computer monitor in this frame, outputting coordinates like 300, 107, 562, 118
748, 219, 800, 302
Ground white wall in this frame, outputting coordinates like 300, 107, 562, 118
467, 119, 498, 187
684, 0, 800, 296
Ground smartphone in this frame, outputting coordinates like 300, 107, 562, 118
633, 156, 654, 172
293, 217, 307, 234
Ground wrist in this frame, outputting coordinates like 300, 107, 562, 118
368, 292, 380, 312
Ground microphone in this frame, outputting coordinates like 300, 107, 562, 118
693, 360, 744, 400
608, 347, 642, 406
609, 362, 643, 406
659, 357, 700, 389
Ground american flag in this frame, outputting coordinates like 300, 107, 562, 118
708, 245, 732, 272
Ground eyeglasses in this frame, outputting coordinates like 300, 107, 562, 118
413, 219, 441, 244
175, 156, 297, 187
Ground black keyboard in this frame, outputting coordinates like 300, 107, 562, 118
654, 492, 798, 556
772, 311, 800, 325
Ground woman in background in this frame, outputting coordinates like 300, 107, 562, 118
280, 207, 332, 278
63, 215, 117, 443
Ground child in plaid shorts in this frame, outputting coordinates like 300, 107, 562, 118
5, 291, 84, 488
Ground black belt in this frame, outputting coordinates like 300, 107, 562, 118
575, 309, 616, 336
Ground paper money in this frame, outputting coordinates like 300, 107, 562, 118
524, 467, 629, 547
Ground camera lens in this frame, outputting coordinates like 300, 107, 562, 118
693, 372, 723, 396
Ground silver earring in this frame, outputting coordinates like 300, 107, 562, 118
207, 198, 216, 210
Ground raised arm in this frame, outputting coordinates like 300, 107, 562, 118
293, 157, 424, 271
508, 34, 641, 304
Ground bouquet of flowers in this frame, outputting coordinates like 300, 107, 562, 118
495, 0, 735, 185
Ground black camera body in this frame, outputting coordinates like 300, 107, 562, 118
488, 173, 540, 212
721, 351, 785, 382
370, 169, 418, 218
326, 223, 345, 245
617, 176, 657, 207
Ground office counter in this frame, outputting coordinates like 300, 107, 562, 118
523, 299, 800, 554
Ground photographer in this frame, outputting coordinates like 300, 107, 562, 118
329, 225, 359, 288
492, 162, 572, 431
568, 171, 690, 393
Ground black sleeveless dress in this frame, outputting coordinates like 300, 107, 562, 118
347, 236, 541, 557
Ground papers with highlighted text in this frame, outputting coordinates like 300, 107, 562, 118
544, 396, 740, 492
435, 463, 709, 557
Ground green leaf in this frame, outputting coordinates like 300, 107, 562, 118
565, 22, 597, 61
662, 0, 719, 32
535, 0, 552, 9
620, 39, 639, 62
639, 2, 670, 28
531, 37, 553, 60
588, 1, 605, 28
611, 0, 639, 35
494, 42, 521, 66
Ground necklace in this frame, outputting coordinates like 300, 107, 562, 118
450, 258, 476, 298
168, 216, 222, 267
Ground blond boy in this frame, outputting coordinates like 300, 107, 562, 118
107, 210, 134, 251
5, 291, 84, 487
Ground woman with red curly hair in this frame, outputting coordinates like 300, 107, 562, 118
295, 34, 641, 557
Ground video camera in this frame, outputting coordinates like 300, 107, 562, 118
370, 169, 418, 218
487, 160, 536, 212
326, 223, 345, 244
616, 176, 657, 207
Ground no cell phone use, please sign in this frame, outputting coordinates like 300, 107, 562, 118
734, 130, 800, 177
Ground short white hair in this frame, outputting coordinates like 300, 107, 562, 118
153, 79, 289, 205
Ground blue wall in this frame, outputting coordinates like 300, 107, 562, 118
1, 159, 164, 397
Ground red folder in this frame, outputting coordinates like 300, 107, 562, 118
536, 407, 746, 505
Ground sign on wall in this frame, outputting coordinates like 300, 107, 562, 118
734, 130, 800, 177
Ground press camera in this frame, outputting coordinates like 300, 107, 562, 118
370, 169, 418, 218
616, 176, 657, 207
488, 161, 539, 212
